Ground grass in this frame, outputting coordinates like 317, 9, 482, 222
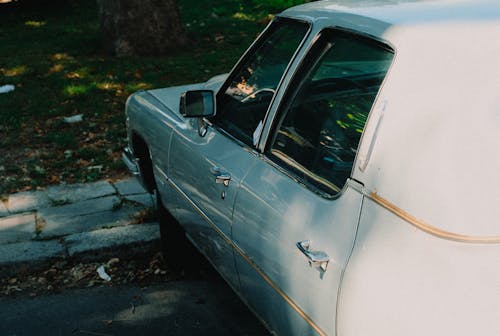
0, 0, 309, 196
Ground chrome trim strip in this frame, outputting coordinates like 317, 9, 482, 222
164, 174, 326, 335
154, 164, 169, 185
271, 149, 341, 193
166, 175, 233, 246
367, 192, 500, 244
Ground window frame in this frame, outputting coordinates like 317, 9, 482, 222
264, 27, 395, 199
210, 17, 311, 149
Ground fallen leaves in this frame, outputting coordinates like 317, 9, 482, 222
214, 33, 224, 43
0, 113, 129, 196
0, 252, 173, 297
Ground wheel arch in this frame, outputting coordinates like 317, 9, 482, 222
130, 131, 156, 194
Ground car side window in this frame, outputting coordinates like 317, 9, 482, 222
215, 18, 309, 147
268, 29, 394, 196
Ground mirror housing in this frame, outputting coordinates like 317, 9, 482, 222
179, 90, 215, 118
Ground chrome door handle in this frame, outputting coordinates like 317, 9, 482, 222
215, 173, 231, 186
210, 167, 231, 186
297, 240, 330, 272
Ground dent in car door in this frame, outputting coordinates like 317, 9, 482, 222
232, 29, 394, 335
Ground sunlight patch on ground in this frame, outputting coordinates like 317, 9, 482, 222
51, 53, 74, 62
64, 84, 89, 96
25, 20, 46, 27
96, 82, 123, 91
125, 82, 153, 91
232, 12, 257, 21
233, 12, 274, 23
66, 71, 82, 79
1, 65, 27, 77
48, 64, 64, 74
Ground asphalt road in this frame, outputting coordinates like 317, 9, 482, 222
0, 280, 269, 336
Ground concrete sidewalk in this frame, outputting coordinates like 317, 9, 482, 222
0, 178, 160, 278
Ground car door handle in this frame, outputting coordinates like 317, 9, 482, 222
296, 240, 331, 272
215, 173, 231, 186
210, 167, 231, 187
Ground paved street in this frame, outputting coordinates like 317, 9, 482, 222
0, 280, 268, 336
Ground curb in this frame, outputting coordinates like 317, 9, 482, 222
0, 178, 161, 278
0, 223, 161, 278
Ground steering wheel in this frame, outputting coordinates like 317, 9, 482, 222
241, 88, 276, 103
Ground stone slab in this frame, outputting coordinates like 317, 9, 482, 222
0, 201, 8, 217
0, 240, 65, 277
7, 190, 50, 213
124, 193, 153, 207
113, 178, 147, 196
65, 223, 160, 257
0, 213, 36, 244
37, 204, 144, 239
38, 196, 121, 219
46, 180, 115, 204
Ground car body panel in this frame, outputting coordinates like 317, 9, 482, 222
125, 91, 177, 188
233, 161, 363, 335
353, 22, 500, 237
167, 120, 257, 289
123, 1, 500, 335
338, 198, 500, 335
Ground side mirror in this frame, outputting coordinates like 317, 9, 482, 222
179, 90, 215, 118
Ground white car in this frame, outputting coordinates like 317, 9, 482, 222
123, 1, 500, 335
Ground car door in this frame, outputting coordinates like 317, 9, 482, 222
167, 18, 309, 288
232, 29, 394, 335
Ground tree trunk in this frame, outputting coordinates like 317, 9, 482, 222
97, 0, 188, 57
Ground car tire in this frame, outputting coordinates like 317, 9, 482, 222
156, 191, 199, 272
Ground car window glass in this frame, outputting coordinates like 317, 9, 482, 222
215, 19, 309, 147
269, 29, 393, 196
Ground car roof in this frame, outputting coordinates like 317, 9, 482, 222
283, 0, 500, 27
